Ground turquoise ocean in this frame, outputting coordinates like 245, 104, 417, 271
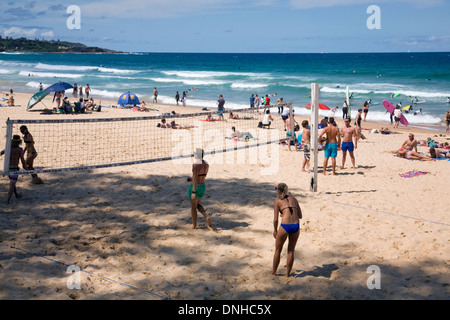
1, 52, 449, 129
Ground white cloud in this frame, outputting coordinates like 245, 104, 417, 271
289, 0, 373, 10
41, 31, 54, 38
3, 27, 37, 38
80, 0, 275, 19
385, 35, 450, 49
288, 0, 444, 9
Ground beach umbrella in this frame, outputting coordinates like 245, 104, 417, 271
304, 103, 330, 111
118, 91, 140, 106
27, 90, 50, 110
45, 81, 73, 93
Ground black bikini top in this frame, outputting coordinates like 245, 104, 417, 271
279, 196, 294, 215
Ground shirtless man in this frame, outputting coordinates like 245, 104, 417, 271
187, 149, 213, 230
340, 118, 357, 169
1, 135, 27, 204
285, 111, 298, 133
301, 120, 311, 172
397, 133, 418, 153
446, 110, 450, 132
319, 117, 341, 175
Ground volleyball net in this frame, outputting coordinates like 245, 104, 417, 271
2, 104, 295, 176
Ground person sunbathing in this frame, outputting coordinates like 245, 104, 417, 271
430, 147, 450, 158
168, 120, 195, 129
229, 112, 240, 119
396, 149, 435, 161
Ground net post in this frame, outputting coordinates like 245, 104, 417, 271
310, 84, 319, 192
3, 118, 13, 176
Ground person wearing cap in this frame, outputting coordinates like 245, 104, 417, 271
272, 183, 302, 277
0, 135, 27, 204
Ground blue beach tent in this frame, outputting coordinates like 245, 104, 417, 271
118, 91, 140, 106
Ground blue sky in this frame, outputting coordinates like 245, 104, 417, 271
0, 0, 449, 53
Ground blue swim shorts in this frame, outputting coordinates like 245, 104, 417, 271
341, 141, 354, 152
324, 142, 338, 158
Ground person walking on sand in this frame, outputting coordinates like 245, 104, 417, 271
394, 105, 402, 129
175, 91, 180, 105
272, 183, 302, 277
342, 99, 349, 119
319, 117, 341, 175
217, 94, 225, 121
153, 87, 158, 104
354, 109, 363, 141
20, 125, 42, 184
446, 110, 450, 132
301, 120, 311, 172
1, 135, 27, 204
340, 118, 357, 169
53, 91, 62, 110
85, 84, 90, 99
187, 149, 213, 230
363, 101, 369, 121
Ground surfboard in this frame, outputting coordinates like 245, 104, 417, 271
402, 105, 412, 111
413, 101, 426, 104
393, 93, 401, 98
382, 100, 409, 126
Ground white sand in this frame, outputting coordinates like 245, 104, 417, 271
0, 92, 449, 300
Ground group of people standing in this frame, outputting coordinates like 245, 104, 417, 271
72, 83, 91, 99
249, 93, 274, 110
175, 91, 188, 106
1, 126, 42, 204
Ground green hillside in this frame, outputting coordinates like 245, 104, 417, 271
0, 37, 120, 53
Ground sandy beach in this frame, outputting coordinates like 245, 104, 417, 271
0, 92, 449, 300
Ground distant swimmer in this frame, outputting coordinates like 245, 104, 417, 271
447, 97, 450, 103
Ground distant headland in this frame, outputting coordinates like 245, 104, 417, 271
0, 37, 123, 54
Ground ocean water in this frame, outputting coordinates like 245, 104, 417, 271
1, 52, 449, 127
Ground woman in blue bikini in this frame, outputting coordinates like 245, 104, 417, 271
272, 183, 302, 277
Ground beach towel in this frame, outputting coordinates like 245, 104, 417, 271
399, 170, 429, 178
